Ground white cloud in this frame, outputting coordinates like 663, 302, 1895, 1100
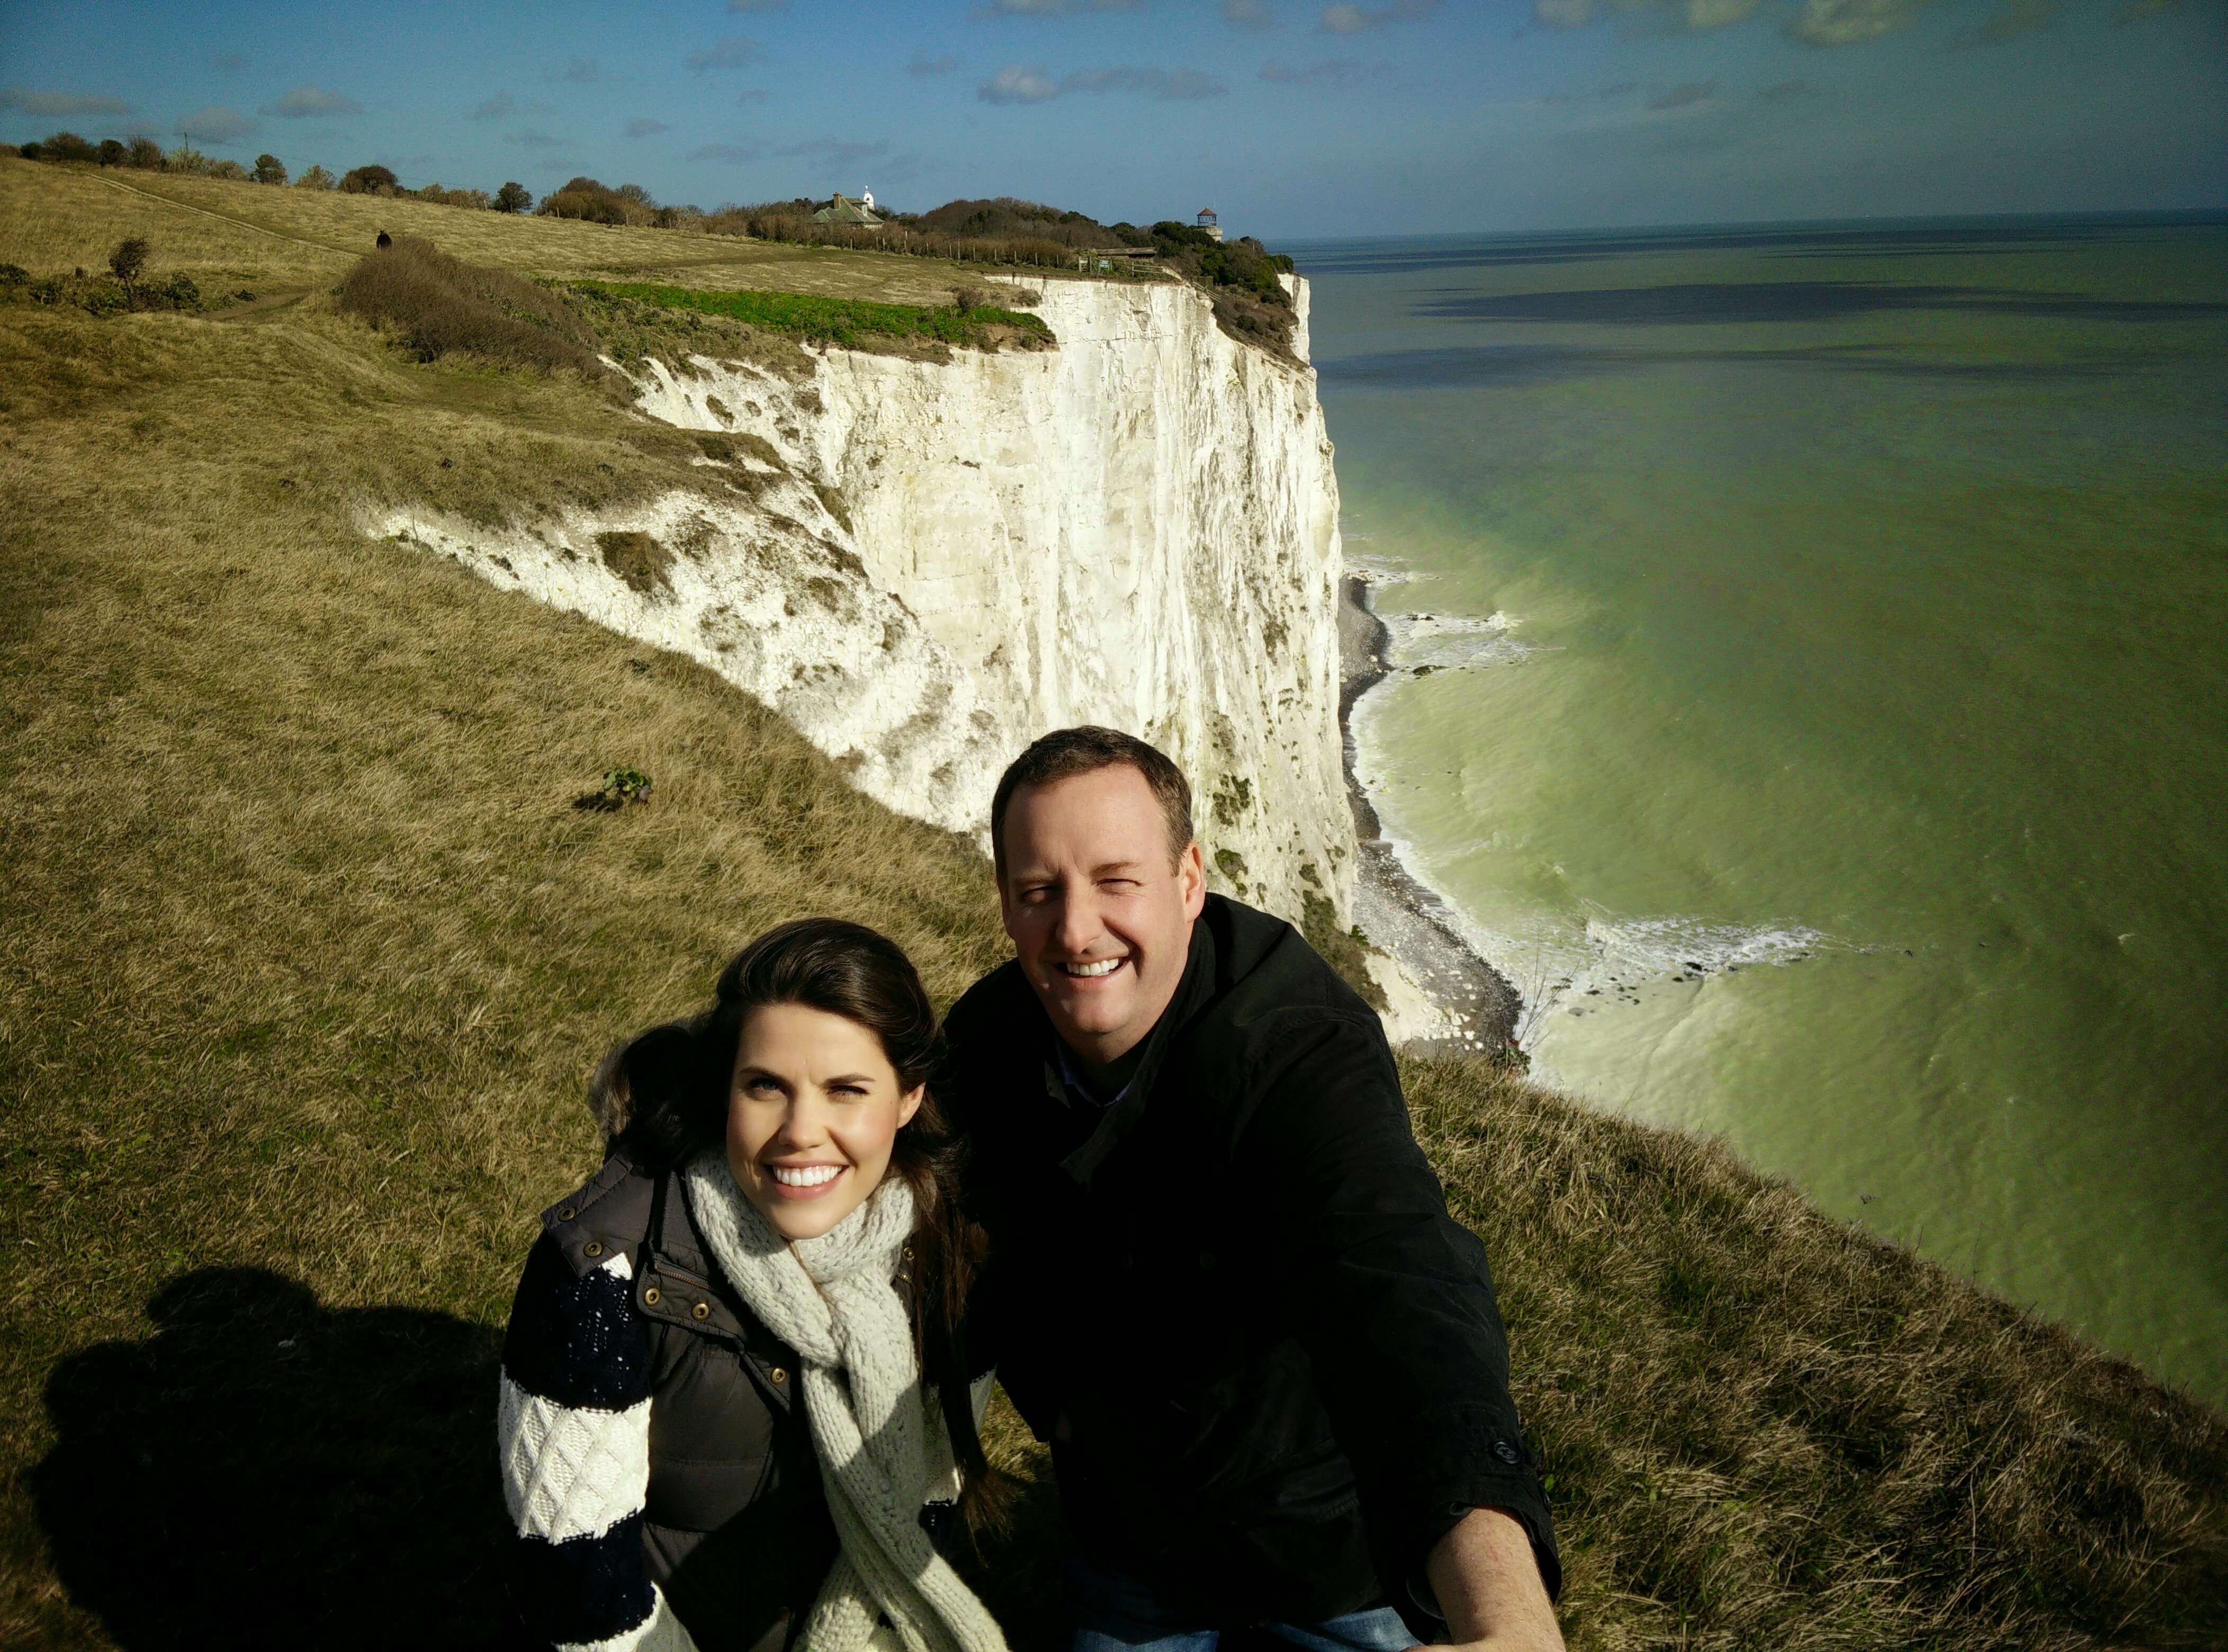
262, 84, 362, 118
775, 137, 893, 162
175, 106, 259, 143
1785, 0, 1937, 44
1947, 0, 2055, 46
688, 37, 761, 71
1259, 58, 1392, 83
1319, 0, 1439, 31
1534, 0, 1768, 32
980, 63, 1227, 102
978, 64, 1063, 102
974, 0, 1144, 13
0, 87, 134, 117
467, 94, 515, 121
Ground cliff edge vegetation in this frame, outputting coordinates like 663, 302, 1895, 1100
3, 156, 2224, 1650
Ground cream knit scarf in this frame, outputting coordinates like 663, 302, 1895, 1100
684, 1152, 1009, 1652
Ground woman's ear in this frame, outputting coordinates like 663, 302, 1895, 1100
897, 1083, 926, 1129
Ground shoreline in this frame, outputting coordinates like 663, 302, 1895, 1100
1337, 571, 1525, 1057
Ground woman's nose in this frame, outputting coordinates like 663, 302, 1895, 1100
776, 1098, 827, 1146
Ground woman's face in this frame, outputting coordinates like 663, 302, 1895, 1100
726, 1002, 923, 1242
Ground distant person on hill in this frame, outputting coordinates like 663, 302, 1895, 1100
941, 727, 1564, 1652
497, 919, 1008, 1652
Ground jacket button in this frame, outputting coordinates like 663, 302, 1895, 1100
691, 1301, 710, 1321
643, 1286, 661, 1306
770, 1367, 787, 1383
1494, 1441, 1521, 1465
558, 1206, 577, 1222
583, 1241, 603, 1259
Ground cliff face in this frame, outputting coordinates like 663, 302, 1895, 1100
376, 274, 1391, 992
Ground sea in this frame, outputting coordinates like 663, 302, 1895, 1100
1292, 212, 2228, 1409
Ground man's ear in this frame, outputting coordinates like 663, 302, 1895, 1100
1179, 839, 1207, 919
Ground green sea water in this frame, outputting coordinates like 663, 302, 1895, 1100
1297, 214, 2228, 1407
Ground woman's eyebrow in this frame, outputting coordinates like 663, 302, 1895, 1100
822, 1072, 876, 1088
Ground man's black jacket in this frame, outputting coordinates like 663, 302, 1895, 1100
942, 894, 1558, 1632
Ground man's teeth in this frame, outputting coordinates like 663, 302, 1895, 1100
771, 1164, 843, 1187
1065, 958, 1123, 978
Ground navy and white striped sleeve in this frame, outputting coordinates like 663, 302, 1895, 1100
499, 1234, 698, 1652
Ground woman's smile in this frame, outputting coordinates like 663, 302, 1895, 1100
766, 1161, 848, 1196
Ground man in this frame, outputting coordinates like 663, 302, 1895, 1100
942, 727, 1562, 1652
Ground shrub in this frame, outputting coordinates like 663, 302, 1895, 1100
40, 131, 100, 164
295, 164, 336, 190
127, 136, 163, 168
340, 164, 398, 195
414, 183, 492, 210
207, 159, 248, 181
109, 238, 150, 284
98, 139, 125, 166
16, 142, 40, 161
493, 181, 531, 214
251, 154, 288, 185
538, 176, 631, 226
335, 236, 608, 381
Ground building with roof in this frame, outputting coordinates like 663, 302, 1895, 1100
1196, 206, 1223, 243
813, 192, 883, 228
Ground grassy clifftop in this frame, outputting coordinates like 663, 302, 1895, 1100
3, 159, 2223, 1649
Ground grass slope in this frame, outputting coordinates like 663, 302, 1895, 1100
3, 158, 2224, 1650
576, 279, 1051, 349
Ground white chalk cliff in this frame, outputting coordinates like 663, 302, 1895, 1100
376, 273, 1450, 1035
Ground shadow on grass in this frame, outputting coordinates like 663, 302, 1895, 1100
34, 1267, 524, 1651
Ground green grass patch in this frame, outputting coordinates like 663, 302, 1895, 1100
574, 279, 1050, 347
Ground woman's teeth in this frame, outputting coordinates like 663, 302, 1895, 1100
770, 1164, 843, 1187
1065, 958, 1123, 977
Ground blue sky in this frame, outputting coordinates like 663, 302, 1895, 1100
2, 0, 2222, 236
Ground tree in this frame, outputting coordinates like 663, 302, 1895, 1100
295, 164, 337, 190
109, 237, 150, 285
340, 164, 398, 195
16, 142, 40, 161
98, 139, 125, 166
42, 131, 98, 164
127, 137, 162, 169
252, 153, 288, 185
494, 180, 532, 214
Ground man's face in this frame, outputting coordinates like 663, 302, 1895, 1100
999, 764, 1207, 1066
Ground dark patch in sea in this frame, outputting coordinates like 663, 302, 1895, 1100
1413, 282, 2228, 326
1315, 343, 2124, 388
1286, 211, 2228, 278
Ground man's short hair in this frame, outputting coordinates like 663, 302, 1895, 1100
991, 726, 1194, 885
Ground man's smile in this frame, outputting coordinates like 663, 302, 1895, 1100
1061, 957, 1127, 979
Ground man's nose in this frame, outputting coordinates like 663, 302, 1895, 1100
1053, 882, 1103, 955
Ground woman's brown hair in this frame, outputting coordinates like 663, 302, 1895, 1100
591, 918, 1002, 1528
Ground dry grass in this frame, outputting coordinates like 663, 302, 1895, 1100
1, 158, 2222, 1651
335, 235, 608, 380
0, 157, 1034, 308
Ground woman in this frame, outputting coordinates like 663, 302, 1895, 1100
498, 918, 1008, 1652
